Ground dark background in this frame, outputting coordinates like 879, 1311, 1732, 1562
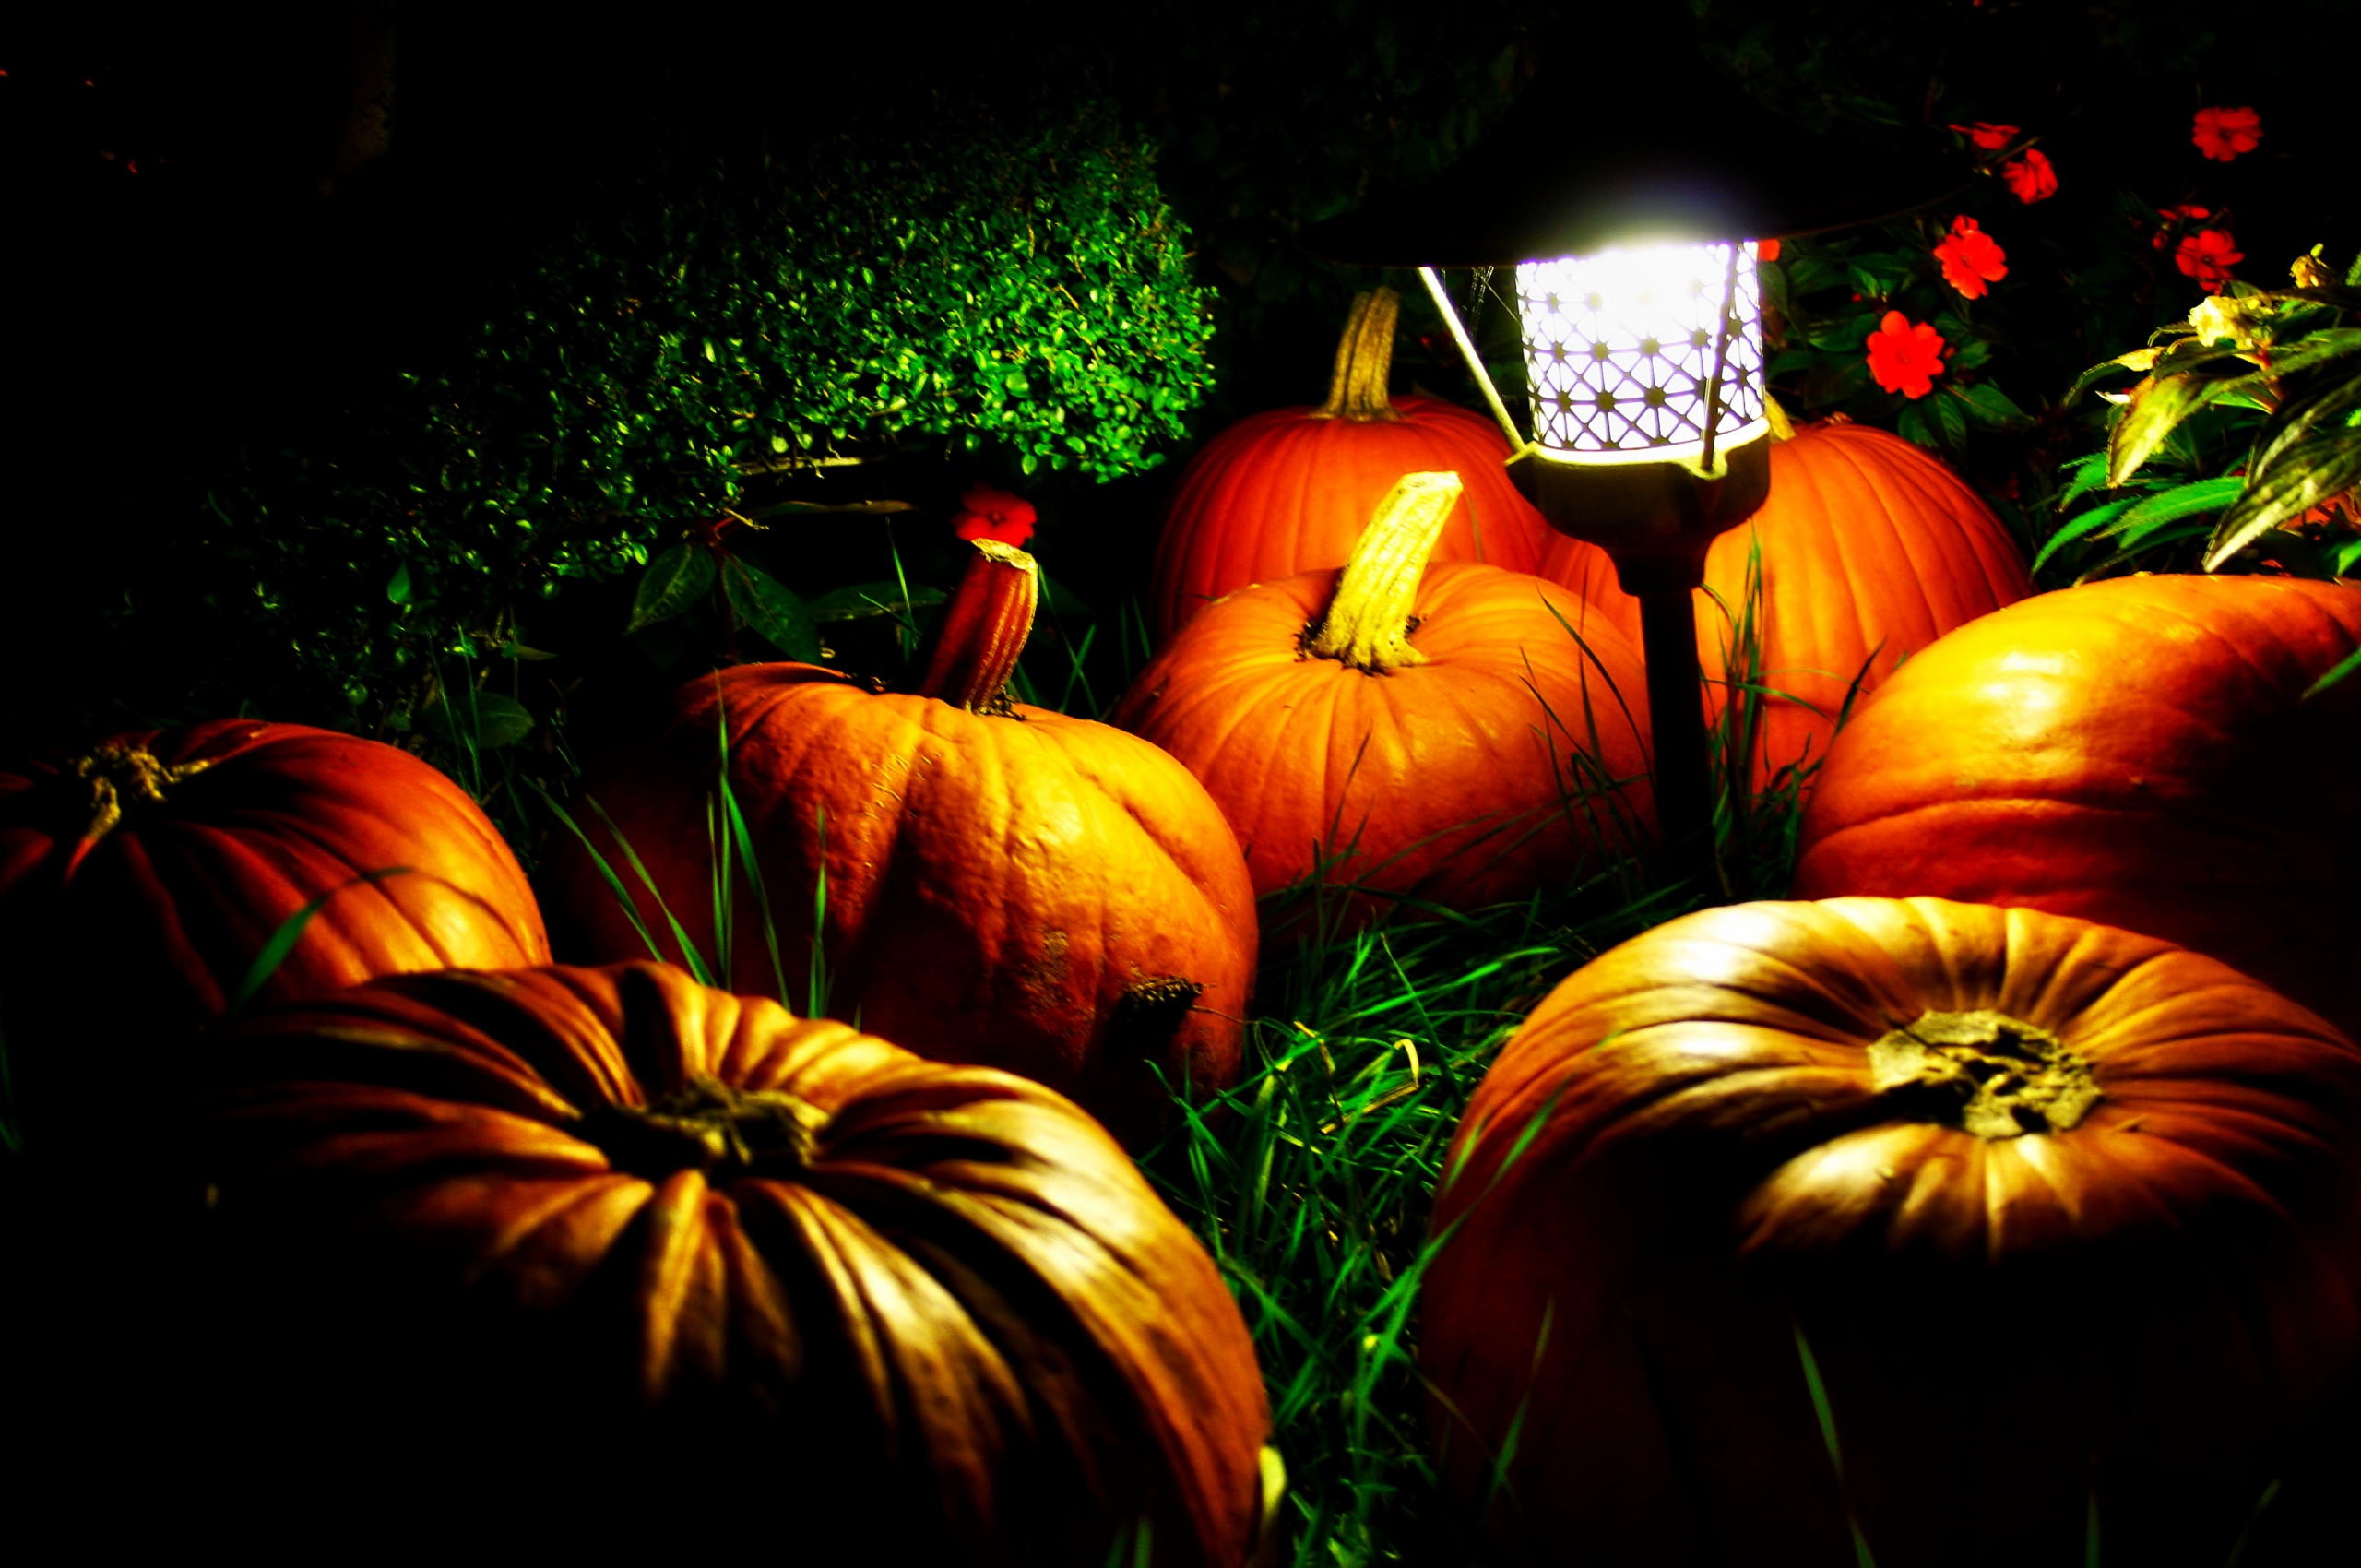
5, 2, 2356, 754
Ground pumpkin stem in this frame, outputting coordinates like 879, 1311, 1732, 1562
575, 1075, 830, 1181
67, 741, 213, 846
1302, 471, 1465, 674
1763, 391, 1796, 443
1867, 1009, 2100, 1138
908, 539, 1038, 712
1312, 289, 1406, 422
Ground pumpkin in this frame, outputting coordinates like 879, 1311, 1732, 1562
0, 719, 549, 1147
192, 959, 1275, 1562
540, 540, 1257, 1149
1114, 472, 1652, 929
1538, 416, 2033, 792
1147, 287, 1600, 643
1792, 572, 2361, 1043
1423, 896, 2361, 1566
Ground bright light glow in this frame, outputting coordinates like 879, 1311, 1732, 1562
1516, 240, 1766, 465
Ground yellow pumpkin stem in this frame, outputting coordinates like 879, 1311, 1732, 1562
1312, 289, 1405, 422
68, 741, 212, 846
909, 538, 1038, 710
1304, 471, 1465, 673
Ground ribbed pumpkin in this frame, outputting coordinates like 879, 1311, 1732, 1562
1537, 416, 2033, 791
1793, 573, 2361, 1042
194, 960, 1275, 1564
540, 541, 1257, 1148
1115, 472, 1651, 929
1425, 896, 2361, 1567
0, 720, 549, 1146
1147, 287, 1600, 642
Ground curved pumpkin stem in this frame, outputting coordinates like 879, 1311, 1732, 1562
1312, 289, 1405, 423
908, 538, 1038, 711
68, 741, 213, 846
1303, 471, 1465, 673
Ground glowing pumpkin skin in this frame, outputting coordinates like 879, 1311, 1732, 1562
0, 720, 550, 1143
1146, 289, 1593, 643
1793, 573, 2361, 1042
1538, 419, 2033, 790
1424, 897, 2361, 1567
1116, 476, 1651, 927
196, 961, 1274, 1564
540, 548, 1257, 1150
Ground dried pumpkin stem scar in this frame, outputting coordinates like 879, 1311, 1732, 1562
1867, 1009, 2101, 1138
575, 1075, 831, 1181
1303, 471, 1464, 674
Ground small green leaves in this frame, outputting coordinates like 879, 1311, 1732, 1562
1948, 381, 2034, 431
422, 689, 536, 750
808, 580, 948, 622
626, 543, 716, 634
386, 562, 412, 606
721, 557, 823, 660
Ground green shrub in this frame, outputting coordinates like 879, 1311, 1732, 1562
207, 97, 1214, 725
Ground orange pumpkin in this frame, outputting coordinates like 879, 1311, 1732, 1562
540, 541, 1257, 1148
1115, 472, 1651, 929
195, 960, 1275, 1562
0, 720, 549, 1148
1538, 417, 2033, 792
1147, 287, 1602, 642
1425, 896, 2361, 1565
1793, 573, 2361, 1042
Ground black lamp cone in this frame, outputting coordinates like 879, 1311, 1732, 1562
1299, 15, 1966, 265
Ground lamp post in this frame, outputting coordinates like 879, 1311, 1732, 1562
1301, 29, 1956, 891
1412, 242, 1771, 885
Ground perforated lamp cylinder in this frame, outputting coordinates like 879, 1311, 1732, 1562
1302, 29, 1958, 888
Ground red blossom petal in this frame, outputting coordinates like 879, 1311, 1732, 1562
1949, 121, 2020, 151
2174, 229, 2245, 294
2192, 106, 2263, 162
1865, 311, 1950, 400
2000, 148, 2058, 204
951, 483, 1038, 547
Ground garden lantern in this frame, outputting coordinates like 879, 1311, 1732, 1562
1304, 32, 1957, 886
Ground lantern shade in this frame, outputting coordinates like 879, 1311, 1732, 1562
1302, 30, 1964, 267
1518, 241, 1766, 462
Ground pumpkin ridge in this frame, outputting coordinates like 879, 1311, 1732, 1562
1815, 457, 1923, 699
465, 1170, 657, 1279
1845, 437, 1964, 641
2148, 589, 2350, 695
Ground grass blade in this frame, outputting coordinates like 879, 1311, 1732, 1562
225, 865, 412, 1022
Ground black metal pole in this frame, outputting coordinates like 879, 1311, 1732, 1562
1637, 585, 1714, 891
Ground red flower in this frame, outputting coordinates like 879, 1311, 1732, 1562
1756, 237, 1782, 262
1865, 311, 1949, 400
2174, 229, 2245, 294
951, 483, 1038, 547
2191, 106, 2262, 162
1949, 121, 2019, 151
1931, 215, 2008, 300
2150, 204, 2212, 249
2000, 148, 2058, 204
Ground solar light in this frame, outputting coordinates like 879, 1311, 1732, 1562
1304, 27, 1956, 886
